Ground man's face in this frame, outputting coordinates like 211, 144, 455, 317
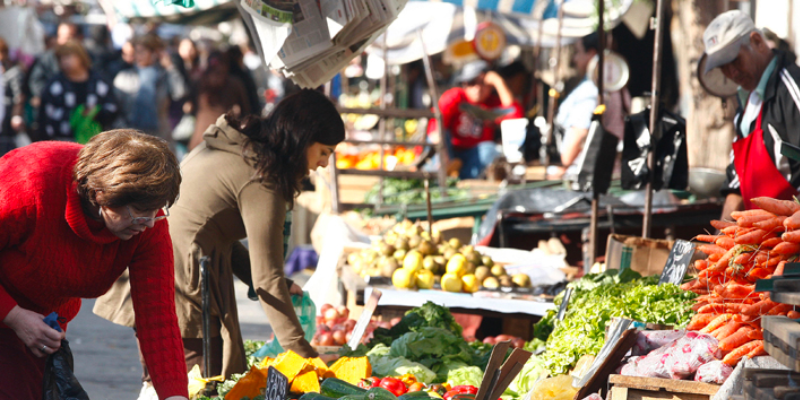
572, 39, 595, 76
135, 45, 156, 67
464, 73, 491, 103
720, 46, 763, 92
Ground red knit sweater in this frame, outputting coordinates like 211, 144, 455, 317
0, 142, 188, 399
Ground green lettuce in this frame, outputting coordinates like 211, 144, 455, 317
446, 365, 483, 387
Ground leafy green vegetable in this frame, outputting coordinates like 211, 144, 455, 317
364, 301, 463, 349
446, 365, 483, 387
505, 356, 547, 398
541, 276, 696, 375
389, 327, 475, 381
364, 178, 467, 209
369, 353, 437, 383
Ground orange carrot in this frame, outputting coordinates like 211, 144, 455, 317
698, 244, 727, 255
719, 326, 755, 351
723, 283, 756, 299
732, 209, 775, 219
708, 253, 723, 262
742, 299, 778, 315
754, 216, 787, 231
785, 210, 800, 229
761, 237, 784, 248
711, 245, 740, 271
773, 261, 787, 277
747, 267, 773, 282
695, 294, 716, 302
716, 236, 736, 250
736, 229, 770, 245
767, 303, 794, 316
681, 280, 698, 291
695, 260, 709, 271
758, 255, 786, 269
711, 220, 736, 230
699, 313, 733, 333
692, 301, 710, 312
751, 197, 800, 216
748, 330, 764, 340
687, 313, 721, 330
722, 226, 739, 237
788, 310, 800, 319
695, 234, 721, 243
733, 252, 756, 265
714, 321, 745, 340
782, 230, 800, 243
746, 341, 767, 358
736, 214, 775, 227
773, 242, 800, 254
723, 340, 761, 365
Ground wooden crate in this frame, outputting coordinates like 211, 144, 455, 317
608, 375, 720, 400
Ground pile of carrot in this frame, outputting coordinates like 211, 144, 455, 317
681, 197, 800, 366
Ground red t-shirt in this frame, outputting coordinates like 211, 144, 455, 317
0, 142, 188, 399
437, 87, 524, 150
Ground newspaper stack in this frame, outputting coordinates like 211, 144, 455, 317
241, 0, 407, 88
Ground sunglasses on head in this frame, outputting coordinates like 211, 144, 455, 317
463, 77, 482, 87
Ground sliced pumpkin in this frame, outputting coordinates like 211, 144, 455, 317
290, 367, 321, 394
329, 356, 372, 385
309, 357, 334, 379
224, 365, 266, 400
271, 350, 309, 382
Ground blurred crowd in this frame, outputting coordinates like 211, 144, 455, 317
0, 21, 301, 157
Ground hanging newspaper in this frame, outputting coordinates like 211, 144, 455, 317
238, 0, 294, 70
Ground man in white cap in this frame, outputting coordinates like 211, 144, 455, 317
704, 10, 800, 217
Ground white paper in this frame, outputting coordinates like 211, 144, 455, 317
239, 0, 293, 70
276, 0, 334, 69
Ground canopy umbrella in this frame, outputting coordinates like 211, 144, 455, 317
99, 0, 238, 25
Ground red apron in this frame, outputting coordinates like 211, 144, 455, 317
732, 105, 797, 209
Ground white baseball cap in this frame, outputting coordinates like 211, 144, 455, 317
703, 10, 757, 73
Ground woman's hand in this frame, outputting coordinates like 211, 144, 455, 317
3, 305, 65, 357
289, 283, 303, 296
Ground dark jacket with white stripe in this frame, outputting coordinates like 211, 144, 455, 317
723, 50, 800, 196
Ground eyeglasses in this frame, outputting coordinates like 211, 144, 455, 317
127, 205, 170, 225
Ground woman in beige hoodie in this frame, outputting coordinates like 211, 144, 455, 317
95, 89, 345, 393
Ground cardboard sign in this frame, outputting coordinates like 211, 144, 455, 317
347, 289, 382, 350
658, 240, 696, 285
556, 288, 573, 322
265, 366, 288, 400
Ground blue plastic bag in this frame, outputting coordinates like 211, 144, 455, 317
252, 292, 316, 358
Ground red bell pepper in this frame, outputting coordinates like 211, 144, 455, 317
379, 377, 408, 396
359, 377, 382, 389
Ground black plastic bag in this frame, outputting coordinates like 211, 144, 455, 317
621, 107, 688, 191
575, 112, 619, 194
42, 313, 90, 400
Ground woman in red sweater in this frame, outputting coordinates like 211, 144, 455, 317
0, 131, 189, 400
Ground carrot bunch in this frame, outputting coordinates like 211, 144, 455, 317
681, 197, 800, 366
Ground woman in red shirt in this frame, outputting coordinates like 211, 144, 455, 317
0, 131, 189, 400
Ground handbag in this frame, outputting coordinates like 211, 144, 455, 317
171, 114, 196, 142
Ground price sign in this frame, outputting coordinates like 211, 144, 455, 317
472, 22, 506, 61
265, 366, 288, 400
556, 288, 573, 322
347, 288, 382, 350
658, 240, 696, 286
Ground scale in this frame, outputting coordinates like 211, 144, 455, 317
697, 53, 739, 100
586, 50, 630, 92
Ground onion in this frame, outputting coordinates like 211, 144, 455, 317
324, 308, 340, 322
332, 330, 347, 345
483, 336, 496, 345
344, 319, 357, 332
495, 334, 513, 342
511, 338, 526, 349
336, 305, 349, 319
320, 303, 333, 316
319, 333, 334, 346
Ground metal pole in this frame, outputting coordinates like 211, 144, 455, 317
588, 0, 605, 268
532, 7, 546, 116
544, 0, 566, 168
325, 83, 341, 214
377, 35, 389, 208
418, 30, 448, 196
200, 256, 211, 379
643, 0, 666, 238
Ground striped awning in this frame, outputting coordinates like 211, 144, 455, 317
101, 0, 238, 24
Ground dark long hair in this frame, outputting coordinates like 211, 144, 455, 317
226, 89, 345, 202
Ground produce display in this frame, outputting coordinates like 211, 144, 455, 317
532, 270, 697, 375
620, 331, 731, 383
335, 146, 418, 170
681, 197, 800, 366
363, 179, 467, 208
347, 220, 530, 292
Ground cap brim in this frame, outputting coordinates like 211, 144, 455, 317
704, 45, 741, 74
